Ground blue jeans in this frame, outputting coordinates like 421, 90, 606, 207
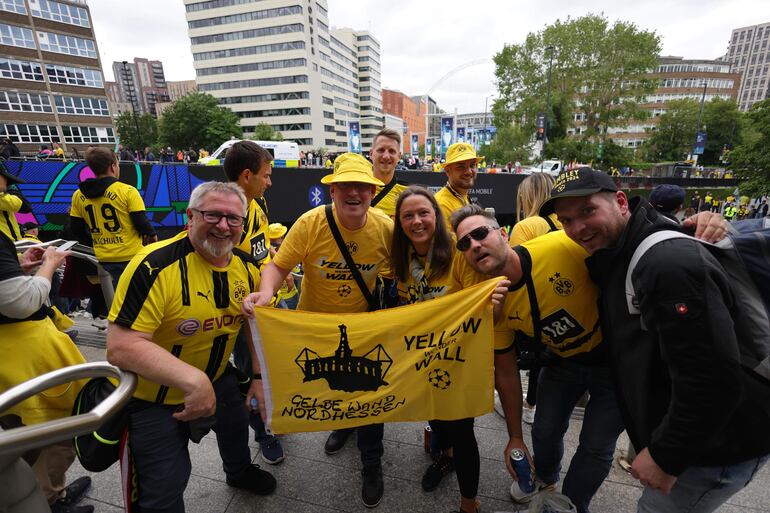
637, 455, 769, 513
532, 359, 625, 513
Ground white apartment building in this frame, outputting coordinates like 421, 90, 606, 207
725, 22, 770, 111
184, 0, 383, 152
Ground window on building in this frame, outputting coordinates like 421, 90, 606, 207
186, 0, 261, 12
197, 58, 307, 76
0, 58, 44, 81
61, 125, 115, 144
37, 31, 96, 58
190, 23, 304, 45
198, 74, 309, 91
0, 123, 59, 143
0, 91, 52, 113
187, 5, 302, 29
46, 64, 103, 88
0, 23, 36, 49
30, 0, 90, 27
193, 40, 305, 61
0, 0, 26, 14
53, 95, 109, 116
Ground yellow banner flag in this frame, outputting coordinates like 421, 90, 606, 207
249, 279, 498, 434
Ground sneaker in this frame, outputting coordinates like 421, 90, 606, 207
493, 390, 504, 417
510, 479, 554, 504
260, 436, 284, 465
50, 504, 94, 513
66, 329, 79, 342
57, 476, 91, 505
450, 499, 481, 513
226, 464, 276, 495
324, 428, 354, 454
617, 456, 633, 473
361, 464, 384, 508
91, 318, 107, 330
421, 453, 455, 491
522, 402, 536, 425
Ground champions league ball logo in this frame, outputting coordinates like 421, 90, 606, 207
428, 368, 451, 390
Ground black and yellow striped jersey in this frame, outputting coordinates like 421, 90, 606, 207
237, 197, 270, 267
108, 231, 261, 404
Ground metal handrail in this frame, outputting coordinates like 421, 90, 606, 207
0, 362, 136, 458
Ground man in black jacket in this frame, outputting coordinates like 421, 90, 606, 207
543, 168, 770, 513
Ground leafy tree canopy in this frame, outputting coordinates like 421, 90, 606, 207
115, 112, 158, 151
729, 99, 770, 196
250, 123, 284, 142
158, 92, 242, 151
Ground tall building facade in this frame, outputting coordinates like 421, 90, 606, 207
166, 79, 197, 101
111, 57, 170, 117
0, 0, 115, 154
382, 89, 426, 154
184, 0, 383, 152
725, 22, 770, 111
569, 56, 740, 148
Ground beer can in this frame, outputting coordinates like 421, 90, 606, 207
510, 448, 535, 493
423, 425, 432, 454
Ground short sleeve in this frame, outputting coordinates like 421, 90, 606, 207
108, 256, 166, 334
273, 213, 308, 271
126, 186, 147, 213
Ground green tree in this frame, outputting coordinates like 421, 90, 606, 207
729, 99, 770, 196
701, 97, 742, 165
250, 122, 284, 141
158, 92, 241, 150
115, 112, 158, 151
641, 99, 699, 162
493, 13, 660, 152
479, 126, 532, 165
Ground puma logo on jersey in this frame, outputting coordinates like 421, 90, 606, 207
143, 261, 160, 275
197, 290, 211, 301
508, 312, 523, 321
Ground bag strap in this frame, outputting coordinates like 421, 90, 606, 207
324, 205, 378, 311
514, 246, 543, 345
371, 179, 398, 207
541, 214, 559, 232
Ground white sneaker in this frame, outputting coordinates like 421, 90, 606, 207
509, 480, 554, 504
494, 390, 504, 417
91, 317, 107, 330
522, 403, 536, 424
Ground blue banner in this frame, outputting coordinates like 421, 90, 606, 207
693, 131, 707, 155
426, 138, 433, 157
440, 117, 454, 156
456, 127, 466, 143
348, 121, 361, 153
411, 134, 419, 156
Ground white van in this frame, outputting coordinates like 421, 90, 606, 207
523, 160, 563, 176
199, 139, 301, 167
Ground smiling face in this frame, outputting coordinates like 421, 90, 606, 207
398, 194, 436, 255
554, 191, 629, 254
370, 135, 401, 181
330, 182, 375, 227
444, 159, 478, 193
455, 215, 508, 276
186, 190, 245, 264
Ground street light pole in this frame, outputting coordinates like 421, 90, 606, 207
691, 81, 708, 166
541, 45, 555, 172
121, 61, 141, 150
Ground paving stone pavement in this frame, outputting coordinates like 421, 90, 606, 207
67, 321, 769, 513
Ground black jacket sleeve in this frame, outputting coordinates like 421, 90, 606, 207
129, 211, 156, 237
634, 239, 743, 475
69, 215, 93, 246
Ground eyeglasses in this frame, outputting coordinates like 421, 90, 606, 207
456, 225, 494, 251
191, 209, 245, 228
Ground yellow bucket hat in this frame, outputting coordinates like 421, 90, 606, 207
442, 143, 479, 168
320, 153, 384, 186
268, 222, 287, 240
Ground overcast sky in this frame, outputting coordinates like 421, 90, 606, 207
90, 0, 769, 114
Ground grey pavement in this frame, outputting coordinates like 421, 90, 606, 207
67, 320, 769, 513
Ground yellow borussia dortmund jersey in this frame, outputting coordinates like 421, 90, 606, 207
0, 191, 23, 241
237, 197, 271, 266
70, 181, 148, 263
509, 214, 562, 247
108, 231, 261, 404
273, 205, 393, 313
372, 182, 408, 218
397, 249, 464, 305
435, 185, 469, 232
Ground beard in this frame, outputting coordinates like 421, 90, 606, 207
201, 238, 234, 258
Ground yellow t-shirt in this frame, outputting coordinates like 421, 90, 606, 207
372, 181, 408, 218
70, 180, 148, 263
0, 191, 24, 241
435, 185, 469, 232
509, 214, 562, 247
273, 205, 393, 313
108, 231, 261, 404
396, 249, 464, 305
236, 197, 271, 267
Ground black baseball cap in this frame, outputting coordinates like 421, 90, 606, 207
0, 160, 25, 185
649, 184, 685, 213
540, 167, 618, 216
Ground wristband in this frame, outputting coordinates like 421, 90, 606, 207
252, 373, 262, 380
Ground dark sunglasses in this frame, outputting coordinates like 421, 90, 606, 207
456, 225, 494, 251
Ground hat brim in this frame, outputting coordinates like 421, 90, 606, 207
539, 187, 613, 216
269, 228, 287, 239
442, 156, 479, 169
321, 172, 384, 186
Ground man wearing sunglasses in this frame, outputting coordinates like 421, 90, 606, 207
106, 181, 277, 512
452, 203, 623, 513
435, 142, 479, 230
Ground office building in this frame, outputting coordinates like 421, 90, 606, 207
725, 22, 770, 111
111, 57, 170, 117
0, 0, 114, 154
184, 0, 383, 152
382, 89, 427, 154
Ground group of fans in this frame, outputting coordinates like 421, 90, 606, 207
1, 127, 769, 513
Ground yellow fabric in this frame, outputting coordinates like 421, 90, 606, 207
509, 214, 562, 247
372, 182, 408, 218
273, 205, 393, 313
249, 278, 498, 433
50, 306, 74, 331
0, 191, 24, 241
321, 153, 383, 186
397, 250, 464, 305
70, 181, 148, 263
236, 198, 271, 266
443, 143, 478, 167
0, 318, 86, 425
108, 231, 261, 404
435, 185, 469, 231
464, 231, 602, 357
268, 223, 287, 240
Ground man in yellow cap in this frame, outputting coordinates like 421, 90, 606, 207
435, 142, 479, 230
242, 153, 393, 508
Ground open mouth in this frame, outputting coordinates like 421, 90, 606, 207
209, 231, 231, 240
475, 252, 491, 264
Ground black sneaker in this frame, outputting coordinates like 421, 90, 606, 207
55, 476, 91, 506
421, 453, 455, 491
50, 505, 94, 513
361, 464, 383, 508
226, 464, 277, 495
324, 428, 354, 454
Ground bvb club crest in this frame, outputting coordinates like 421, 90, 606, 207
549, 273, 574, 296
233, 279, 248, 303
346, 241, 359, 254
295, 324, 392, 392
